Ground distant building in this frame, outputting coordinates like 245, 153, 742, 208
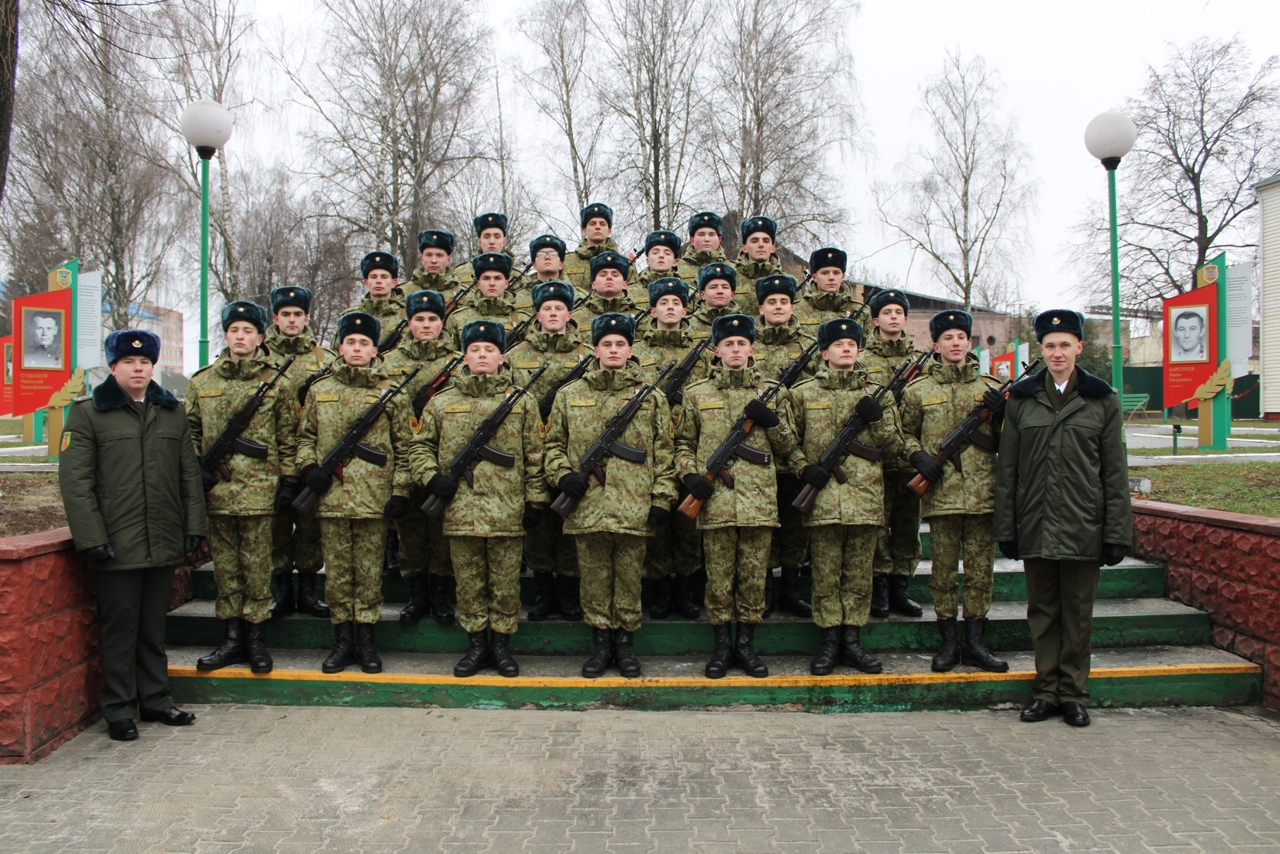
1257, 172, 1280, 421
107, 301, 185, 375
861, 285, 1016, 353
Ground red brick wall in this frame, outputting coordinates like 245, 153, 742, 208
1132, 500, 1280, 710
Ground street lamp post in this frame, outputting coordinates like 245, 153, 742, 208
180, 100, 233, 368
1084, 111, 1137, 393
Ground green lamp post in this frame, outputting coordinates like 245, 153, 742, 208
180, 99, 234, 368
1084, 110, 1137, 393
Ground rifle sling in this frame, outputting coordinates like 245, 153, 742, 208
968, 430, 998, 453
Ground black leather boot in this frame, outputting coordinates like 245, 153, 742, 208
648, 576, 673, 620
557, 575, 583, 621
762, 569, 777, 619
399, 574, 430, 625
490, 632, 519, 677
429, 575, 455, 626
839, 625, 883, 673
269, 574, 296, 621
527, 573, 558, 621
671, 574, 700, 619
295, 571, 330, 618
734, 622, 769, 678
870, 574, 890, 618
779, 567, 812, 618
961, 617, 1009, 672
197, 618, 247, 671
810, 626, 841, 676
582, 627, 614, 678
614, 629, 641, 678
244, 621, 273, 674
355, 623, 383, 673
321, 623, 356, 673
931, 616, 960, 672
705, 624, 733, 679
454, 631, 492, 677
382, 529, 400, 579
888, 575, 923, 617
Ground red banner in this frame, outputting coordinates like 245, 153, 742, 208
11, 290, 73, 416
1163, 285, 1218, 409
0, 336, 12, 416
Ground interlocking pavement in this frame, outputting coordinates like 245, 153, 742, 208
2, 705, 1279, 853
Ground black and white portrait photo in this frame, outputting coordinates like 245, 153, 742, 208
1168, 306, 1208, 364
22, 308, 64, 370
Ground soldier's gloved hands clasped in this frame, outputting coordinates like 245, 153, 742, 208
855, 395, 884, 424
274, 479, 299, 512
383, 496, 409, 520
522, 503, 543, 530
743, 398, 780, 429
300, 464, 333, 495
1101, 543, 1127, 566
998, 541, 1019, 560
799, 464, 830, 489
982, 388, 1007, 416
647, 506, 670, 527
184, 536, 205, 557
426, 473, 458, 502
79, 543, 117, 564
683, 473, 714, 502
557, 472, 589, 500
909, 451, 944, 484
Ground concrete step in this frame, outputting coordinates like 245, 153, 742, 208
166, 643, 1261, 713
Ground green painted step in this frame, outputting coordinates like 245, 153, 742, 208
166, 644, 1261, 713
168, 597, 1210, 656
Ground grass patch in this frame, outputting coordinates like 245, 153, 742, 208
1131, 463, 1280, 517
1129, 445, 1280, 457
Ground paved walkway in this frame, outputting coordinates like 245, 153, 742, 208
3, 705, 1279, 852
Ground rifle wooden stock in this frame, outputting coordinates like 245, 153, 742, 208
677, 416, 758, 520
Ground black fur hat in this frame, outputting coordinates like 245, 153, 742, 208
532, 281, 575, 312
460, 319, 506, 351
711, 313, 756, 345
643, 230, 682, 256
1034, 309, 1085, 341
591, 312, 636, 346
270, 286, 311, 315
808, 247, 847, 274
406, 290, 447, 320
697, 262, 737, 292
417, 229, 455, 255
817, 318, 864, 350
360, 251, 398, 279
755, 274, 798, 306
869, 289, 909, 317
688, 210, 722, 236
529, 233, 567, 261
580, 202, 613, 228
104, 330, 160, 365
648, 277, 690, 307
221, 300, 267, 334
929, 309, 973, 342
473, 212, 508, 235
739, 215, 777, 243
471, 252, 514, 279
336, 312, 381, 345
590, 250, 629, 280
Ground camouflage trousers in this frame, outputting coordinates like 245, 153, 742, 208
209, 514, 274, 624
643, 508, 701, 578
524, 508, 580, 578
271, 502, 324, 575
396, 486, 454, 578
703, 526, 772, 626
577, 532, 646, 631
769, 474, 809, 570
874, 470, 922, 577
318, 518, 386, 625
810, 524, 879, 629
928, 513, 995, 620
450, 536, 522, 635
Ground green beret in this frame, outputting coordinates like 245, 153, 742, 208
739, 215, 777, 243
473, 212, 508, 235
337, 312, 380, 345
104, 330, 160, 365
417, 229, 455, 255
460, 319, 506, 352
221, 300, 267, 334
406, 290, 447, 320
869, 289, 909, 317
711, 313, 755, 345
1034, 309, 1085, 342
817, 318, 864, 350
532, 281, 575, 312
643, 230, 682, 256
648, 277, 690, 307
809, 247, 847, 274
755, 274, 797, 306
688, 210, 722, 236
580, 202, 613, 228
697, 262, 737, 292
360, 251, 398, 279
930, 309, 973, 342
270, 286, 312, 315
591, 312, 636, 346
471, 252, 514, 279
529, 233, 567, 261
590, 251, 629, 279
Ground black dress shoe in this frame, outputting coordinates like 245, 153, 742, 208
1019, 699, 1061, 722
107, 719, 139, 741
1061, 701, 1091, 727
140, 707, 196, 726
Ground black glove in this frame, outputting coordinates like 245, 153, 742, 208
683, 473, 714, 502
557, 472, 589, 500
982, 387, 1007, 417
383, 496, 409, 519
999, 541, 1019, 561
909, 451, 944, 484
522, 503, 543, 530
743, 398, 780, 429
79, 543, 116, 564
274, 479, 299, 512
184, 536, 205, 556
647, 506, 670, 527
300, 464, 333, 495
799, 464, 830, 489
426, 473, 458, 503
1101, 543, 1127, 566
855, 395, 884, 423
201, 468, 219, 492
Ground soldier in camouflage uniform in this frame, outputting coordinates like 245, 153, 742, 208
790, 318, 904, 675
793, 247, 870, 337
188, 301, 297, 675
751, 273, 815, 620
297, 312, 414, 674
339, 251, 405, 349
411, 320, 549, 678
734, 216, 784, 318
452, 213, 530, 303
572, 251, 641, 330
563, 202, 622, 292
506, 281, 586, 622
524, 234, 573, 299
545, 312, 678, 678
675, 314, 807, 679
404, 230, 465, 304
263, 286, 332, 620
859, 289, 927, 620
677, 211, 729, 288
688, 263, 745, 341
901, 310, 1008, 673
627, 230, 682, 307
444, 252, 533, 349
383, 290, 459, 627
633, 278, 708, 619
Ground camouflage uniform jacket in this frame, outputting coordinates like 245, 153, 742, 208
674, 364, 807, 531
444, 293, 532, 349
687, 300, 746, 341
187, 351, 299, 516
342, 287, 406, 325
571, 291, 641, 331
632, 323, 711, 387
793, 283, 869, 337
409, 365, 549, 537
733, 255, 783, 317
627, 265, 685, 307
753, 319, 817, 385
858, 329, 926, 471
563, 238, 621, 292
677, 246, 728, 288
264, 326, 334, 380
405, 269, 464, 304
506, 322, 589, 413
381, 337, 458, 415
296, 361, 413, 519
900, 356, 1001, 519
543, 363, 679, 537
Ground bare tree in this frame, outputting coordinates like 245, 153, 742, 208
874, 51, 1036, 310
1072, 36, 1280, 316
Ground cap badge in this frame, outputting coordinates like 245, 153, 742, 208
1052, 317, 1061, 325
132, 340, 141, 348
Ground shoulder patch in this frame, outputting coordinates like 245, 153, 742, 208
444, 404, 472, 414
569, 398, 596, 407
921, 395, 947, 406
806, 401, 832, 410
60, 431, 71, 451
197, 389, 222, 398
515, 360, 540, 370
315, 393, 341, 403
699, 400, 724, 410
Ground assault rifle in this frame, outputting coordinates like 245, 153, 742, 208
421, 365, 548, 518
200, 355, 296, 486
296, 359, 337, 406
537, 357, 592, 420
551, 361, 676, 519
906, 357, 1043, 497
444, 280, 476, 315
377, 320, 408, 353
411, 354, 463, 418
662, 337, 711, 407
505, 314, 536, 350
792, 349, 931, 514
292, 364, 423, 515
